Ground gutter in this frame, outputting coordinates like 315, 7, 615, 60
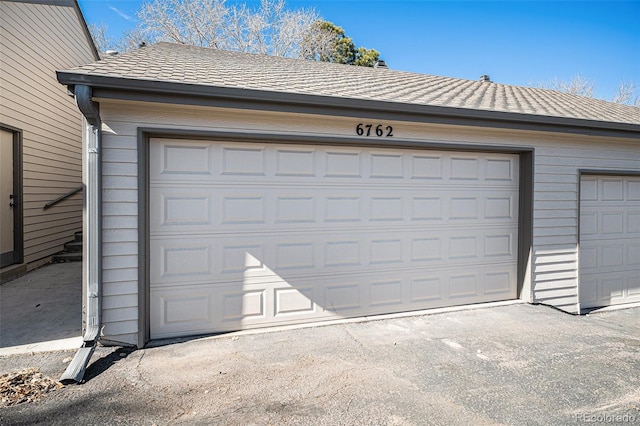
60, 85, 102, 384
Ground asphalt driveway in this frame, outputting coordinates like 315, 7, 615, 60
1, 303, 639, 425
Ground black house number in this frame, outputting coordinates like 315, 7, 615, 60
356, 123, 394, 137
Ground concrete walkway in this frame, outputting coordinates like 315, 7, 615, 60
0, 262, 82, 354
1, 303, 639, 425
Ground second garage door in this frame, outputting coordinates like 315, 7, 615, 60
149, 138, 520, 338
579, 175, 640, 310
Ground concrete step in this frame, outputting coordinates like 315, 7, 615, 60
52, 252, 82, 262
64, 241, 83, 253
52, 232, 83, 262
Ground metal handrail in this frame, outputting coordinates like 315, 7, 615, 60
43, 185, 83, 210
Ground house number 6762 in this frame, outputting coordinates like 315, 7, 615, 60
356, 123, 394, 137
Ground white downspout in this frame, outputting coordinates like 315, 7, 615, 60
60, 85, 102, 384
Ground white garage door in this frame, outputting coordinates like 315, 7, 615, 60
579, 175, 640, 309
149, 138, 520, 339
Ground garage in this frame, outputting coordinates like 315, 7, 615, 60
149, 138, 520, 338
56, 42, 640, 348
579, 175, 640, 310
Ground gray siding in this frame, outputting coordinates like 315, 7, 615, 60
531, 143, 640, 312
97, 101, 639, 345
0, 1, 97, 264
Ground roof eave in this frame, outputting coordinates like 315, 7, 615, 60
57, 72, 640, 139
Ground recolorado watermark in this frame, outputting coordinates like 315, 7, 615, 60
574, 413, 637, 423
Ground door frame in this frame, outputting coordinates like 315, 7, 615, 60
0, 124, 24, 268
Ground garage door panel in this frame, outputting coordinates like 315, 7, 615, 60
150, 139, 519, 184
325, 150, 363, 177
149, 188, 214, 230
274, 148, 316, 176
580, 212, 640, 241
150, 140, 520, 338
276, 195, 315, 223
628, 212, 640, 233
369, 152, 403, 178
580, 277, 598, 305
158, 244, 213, 280
221, 146, 267, 176
629, 181, 640, 200
150, 238, 216, 284
150, 261, 519, 299
219, 289, 267, 322
580, 175, 640, 309
149, 188, 517, 233
602, 276, 624, 301
578, 274, 640, 308
449, 273, 479, 298
150, 139, 214, 179
581, 242, 639, 273
410, 277, 443, 303
151, 265, 518, 339
324, 282, 362, 312
151, 227, 517, 286
580, 212, 598, 235
485, 271, 513, 295
151, 287, 215, 337
629, 278, 640, 297
601, 179, 625, 200
367, 279, 404, 308
484, 232, 515, 258
484, 194, 517, 220
600, 212, 624, 234
485, 157, 516, 181
629, 244, 640, 266
221, 194, 267, 225
275, 287, 316, 316
449, 156, 481, 180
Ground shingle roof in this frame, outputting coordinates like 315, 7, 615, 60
63, 42, 640, 126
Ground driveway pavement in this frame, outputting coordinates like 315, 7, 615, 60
1, 301, 639, 425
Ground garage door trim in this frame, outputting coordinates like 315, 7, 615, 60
137, 128, 534, 345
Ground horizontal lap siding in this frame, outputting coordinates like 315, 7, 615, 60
101, 124, 139, 345
532, 147, 640, 313
98, 101, 640, 345
0, 2, 96, 264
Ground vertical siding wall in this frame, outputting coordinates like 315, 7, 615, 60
0, 2, 96, 265
98, 101, 640, 345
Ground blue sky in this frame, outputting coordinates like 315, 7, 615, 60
78, 0, 640, 100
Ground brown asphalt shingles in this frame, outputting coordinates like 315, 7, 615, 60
63, 42, 640, 125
